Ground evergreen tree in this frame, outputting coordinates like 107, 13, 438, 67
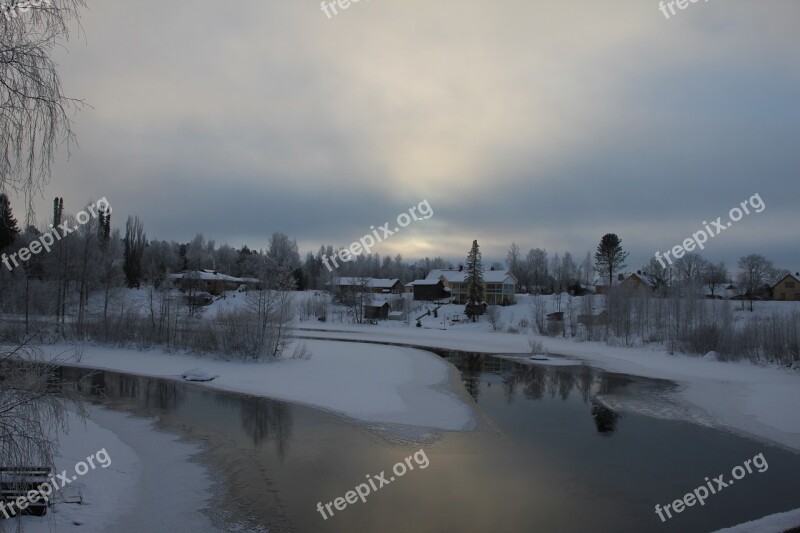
53, 197, 63, 227
98, 204, 111, 248
0, 193, 20, 252
464, 240, 485, 322
123, 216, 146, 288
594, 233, 629, 287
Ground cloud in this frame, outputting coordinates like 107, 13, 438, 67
21, 0, 799, 269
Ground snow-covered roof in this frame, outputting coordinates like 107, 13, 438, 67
425, 269, 516, 284
411, 279, 443, 286
627, 273, 657, 288
169, 271, 260, 284
333, 278, 401, 289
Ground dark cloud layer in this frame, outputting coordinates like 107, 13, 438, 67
18, 0, 799, 270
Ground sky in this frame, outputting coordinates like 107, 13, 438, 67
16, 0, 800, 270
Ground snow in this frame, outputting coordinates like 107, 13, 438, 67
712, 508, 800, 533
181, 368, 219, 382
290, 319, 800, 453
21, 405, 217, 532
38, 340, 476, 432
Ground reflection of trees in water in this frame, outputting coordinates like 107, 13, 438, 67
590, 398, 619, 435
140, 379, 181, 410
461, 354, 484, 401
499, 361, 624, 435
239, 397, 293, 459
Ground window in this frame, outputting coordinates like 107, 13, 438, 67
786, 281, 796, 288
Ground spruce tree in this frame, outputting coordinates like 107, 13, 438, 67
465, 240, 485, 322
53, 197, 64, 227
594, 233, 629, 287
0, 194, 20, 252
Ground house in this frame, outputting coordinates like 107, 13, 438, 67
169, 270, 261, 295
593, 273, 626, 295
329, 278, 404, 295
425, 269, 517, 305
410, 279, 450, 301
364, 301, 391, 320
619, 271, 657, 292
772, 273, 800, 301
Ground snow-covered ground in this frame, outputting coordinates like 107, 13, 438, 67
713, 508, 800, 533
20, 405, 219, 532
38, 339, 477, 432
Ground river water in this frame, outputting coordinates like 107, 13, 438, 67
58, 350, 800, 533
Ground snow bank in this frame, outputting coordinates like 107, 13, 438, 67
22, 405, 217, 532
41, 340, 476, 432
181, 368, 218, 382
713, 507, 800, 532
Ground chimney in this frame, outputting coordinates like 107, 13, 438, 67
458, 265, 464, 272
637, 270, 642, 275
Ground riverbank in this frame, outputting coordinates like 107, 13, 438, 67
290, 323, 800, 453
36, 339, 477, 433
20, 404, 220, 532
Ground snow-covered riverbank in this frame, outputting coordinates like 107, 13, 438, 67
38, 339, 477, 433
290, 323, 800, 453
21, 405, 219, 532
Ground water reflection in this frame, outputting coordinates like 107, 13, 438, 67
441, 352, 627, 435
215, 394, 293, 457
58, 367, 293, 454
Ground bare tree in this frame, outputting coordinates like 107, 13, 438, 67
486, 305, 502, 331
1, 1, 85, 204
643, 257, 670, 292
0, 345, 84, 510
704, 262, 729, 298
674, 253, 709, 285
737, 254, 774, 311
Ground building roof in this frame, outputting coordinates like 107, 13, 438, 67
169, 270, 260, 284
626, 272, 657, 288
411, 279, 444, 286
332, 278, 401, 289
425, 269, 517, 284
773, 273, 800, 288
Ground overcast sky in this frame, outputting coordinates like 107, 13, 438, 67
19, 0, 800, 270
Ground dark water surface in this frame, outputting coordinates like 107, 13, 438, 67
59, 351, 800, 533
